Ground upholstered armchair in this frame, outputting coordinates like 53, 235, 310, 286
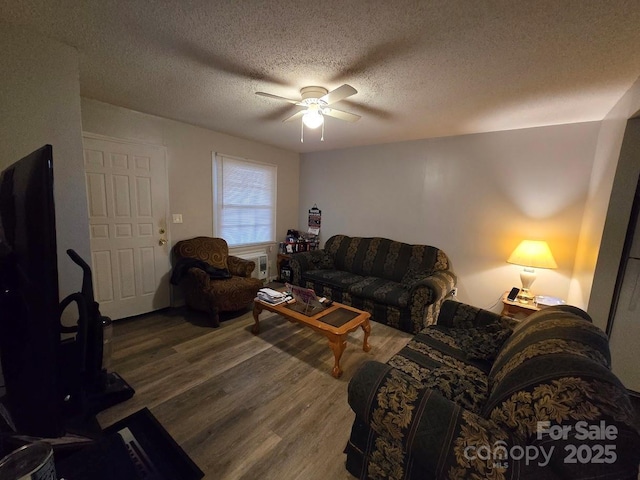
172, 237, 263, 327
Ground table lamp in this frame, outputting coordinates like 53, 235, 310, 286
507, 240, 557, 303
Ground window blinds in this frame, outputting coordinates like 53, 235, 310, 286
214, 154, 276, 246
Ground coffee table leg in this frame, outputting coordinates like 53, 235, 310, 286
252, 302, 263, 334
328, 335, 346, 378
361, 318, 371, 352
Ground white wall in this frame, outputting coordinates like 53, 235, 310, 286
0, 23, 90, 302
300, 122, 600, 310
80, 98, 300, 278
586, 76, 640, 331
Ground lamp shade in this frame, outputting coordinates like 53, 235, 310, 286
507, 240, 557, 269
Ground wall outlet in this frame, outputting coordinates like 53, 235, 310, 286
451, 287, 458, 297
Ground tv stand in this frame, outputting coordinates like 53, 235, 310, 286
56, 408, 204, 479
0, 408, 204, 480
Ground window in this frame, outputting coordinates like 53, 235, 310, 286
213, 153, 277, 247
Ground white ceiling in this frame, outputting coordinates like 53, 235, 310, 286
2, 0, 640, 153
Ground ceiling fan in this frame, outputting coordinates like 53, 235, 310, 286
255, 84, 361, 142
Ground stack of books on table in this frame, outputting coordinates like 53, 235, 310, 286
257, 288, 291, 306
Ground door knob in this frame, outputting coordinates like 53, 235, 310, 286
159, 238, 167, 246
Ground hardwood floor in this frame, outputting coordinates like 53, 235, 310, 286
96, 305, 413, 479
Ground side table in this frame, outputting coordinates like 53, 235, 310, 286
500, 291, 540, 318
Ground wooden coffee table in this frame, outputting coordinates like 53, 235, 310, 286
252, 298, 371, 378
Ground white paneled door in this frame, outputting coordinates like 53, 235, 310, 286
82, 135, 170, 320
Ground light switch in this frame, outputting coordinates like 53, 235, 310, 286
172, 214, 183, 224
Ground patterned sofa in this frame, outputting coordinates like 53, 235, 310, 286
289, 235, 456, 334
345, 300, 640, 479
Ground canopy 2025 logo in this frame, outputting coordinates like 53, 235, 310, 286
463, 421, 618, 468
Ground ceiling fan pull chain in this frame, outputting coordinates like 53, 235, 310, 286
321, 121, 325, 141
300, 121, 304, 143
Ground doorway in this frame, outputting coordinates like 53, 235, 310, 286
82, 134, 170, 319
608, 173, 640, 392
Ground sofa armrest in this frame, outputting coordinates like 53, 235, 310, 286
404, 269, 457, 327
437, 299, 517, 329
227, 255, 254, 277
186, 267, 212, 288
348, 360, 512, 478
404, 269, 456, 298
289, 250, 334, 285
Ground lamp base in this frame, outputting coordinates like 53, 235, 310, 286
518, 268, 536, 304
517, 288, 535, 304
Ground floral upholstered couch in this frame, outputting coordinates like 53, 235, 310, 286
345, 300, 640, 479
289, 235, 456, 334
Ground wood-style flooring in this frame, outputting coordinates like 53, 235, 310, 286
96, 305, 413, 480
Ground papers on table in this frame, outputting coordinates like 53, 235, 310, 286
257, 288, 292, 306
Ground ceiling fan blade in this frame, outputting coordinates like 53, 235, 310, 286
256, 104, 298, 122
283, 110, 305, 123
320, 84, 357, 105
323, 108, 361, 123
256, 92, 300, 104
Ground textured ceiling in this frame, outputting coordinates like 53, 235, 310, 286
2, 0, 640, 153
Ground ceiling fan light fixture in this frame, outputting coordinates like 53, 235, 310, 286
256, 84, 360, 142
302, 109, 324, 129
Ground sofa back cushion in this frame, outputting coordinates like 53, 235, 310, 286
481, 307, 640, 476
488, 306, 611, 389
323, 234, 448, 283
173, 236, 229, 270
484, 306, 617, 422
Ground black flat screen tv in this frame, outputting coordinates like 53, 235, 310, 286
0, 144, 65, 437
